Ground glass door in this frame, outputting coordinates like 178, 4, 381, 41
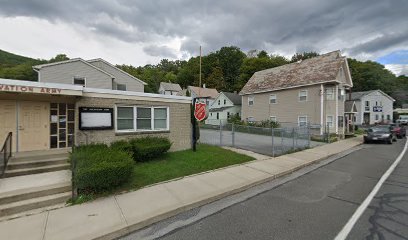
50, 103, 75, 148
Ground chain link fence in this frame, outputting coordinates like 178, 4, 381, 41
200, 122, 324, 157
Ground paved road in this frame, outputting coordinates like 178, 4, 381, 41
145, 140, 406, 240
200, 129, 324, 156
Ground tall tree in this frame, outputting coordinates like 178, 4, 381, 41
215, 46, 246, 92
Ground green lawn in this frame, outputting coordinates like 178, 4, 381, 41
122, 144, 255, 190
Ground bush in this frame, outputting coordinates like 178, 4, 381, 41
129, 137, 172, 162
110, 140, 132, 154
72, 144, 133, 192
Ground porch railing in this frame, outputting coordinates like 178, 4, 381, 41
0, 132, 12, 177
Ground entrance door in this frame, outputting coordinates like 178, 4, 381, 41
363, 113, 370, 125
19, 101, 49, 151
0, 100, 17, 152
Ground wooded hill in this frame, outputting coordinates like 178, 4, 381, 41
0, 48, 407, 106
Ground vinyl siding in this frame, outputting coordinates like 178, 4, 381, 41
88, 60, 144, 92
354, 91, 394, 125
39, 61, 113, 89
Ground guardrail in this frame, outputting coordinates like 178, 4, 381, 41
0, 132, 12, 177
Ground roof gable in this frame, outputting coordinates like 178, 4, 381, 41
33, 58, 115, 78
240, 51, 349, 95
87, 58, 146, 85
350, 90, 395, 102
159, 82, 182, 91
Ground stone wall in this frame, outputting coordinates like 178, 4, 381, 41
75, 96, 192, 151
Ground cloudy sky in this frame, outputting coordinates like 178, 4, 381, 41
0, 0, 407, 75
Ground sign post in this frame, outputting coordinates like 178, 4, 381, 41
192, 97, 208, 152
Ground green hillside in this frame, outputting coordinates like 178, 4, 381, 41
0, 49, 48, 81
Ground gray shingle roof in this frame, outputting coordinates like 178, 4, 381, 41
223, 92, 242, 105
345, 101, 357, 113
159, 82, 182, 91
240, 51, 349, 95
348, 90, 375, 101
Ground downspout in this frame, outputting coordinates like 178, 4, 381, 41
320, 84, 324, 135
335, 85, 339, 134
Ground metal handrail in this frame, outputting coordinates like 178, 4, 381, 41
0, 132, 12, 177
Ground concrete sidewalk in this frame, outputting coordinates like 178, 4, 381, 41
0, 137, 362, 240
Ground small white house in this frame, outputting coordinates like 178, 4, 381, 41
206, 92, 242, 125
349, 90, 395, 125
158, 82, 182, 95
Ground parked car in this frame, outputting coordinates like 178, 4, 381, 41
396, 115, 408, 125
363, 125, 397, 144
390, 123, 406, 138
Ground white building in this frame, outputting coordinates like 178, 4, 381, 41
349, 90, 395, 125
158, 82, 182, 95
206, 92, 242, 125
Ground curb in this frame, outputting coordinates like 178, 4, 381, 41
95, 140, 363, 240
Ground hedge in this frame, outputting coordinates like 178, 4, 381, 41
72, 144, 133, 192
129, 137, 172, 162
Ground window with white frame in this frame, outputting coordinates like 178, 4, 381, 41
116, 106, 169, 132
298, 116, 307, 126
224, 99, 226, 105
365, 101, 370, 111
248, 96, 254, 106
326, 88, 335, 100
299, 90, 307, 101
270, 116, 277, 122
73, 76, 86, 86
326, 115, 334, 127
218, 100, 220, 105
269, 94, 277, 104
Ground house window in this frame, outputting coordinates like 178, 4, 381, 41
298, 116, 308, 126
117, 107, 134, 130
270, 116, 277, 122
269, 94, 277, 104
326, 115, 334, 127
326, 88, 335, 100
375, 114, 379, 121
248, 96, 254, 106
247, 117, 255, 123
73, 77, 86, 86
365, 101, 370, 111
227, 112, 230, 118
299, 90, 307, 102
116, 106, 169, 132
116, 84, 127, 91
387, 115, 391, 120
216, 113, 219, 119
338, 116, 344, 127
218, 100, 220, 105
224, 99, 227, 105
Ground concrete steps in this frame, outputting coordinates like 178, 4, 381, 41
4, 163, 70, 178
0, 150, 71, 218
0, 192, 71, 217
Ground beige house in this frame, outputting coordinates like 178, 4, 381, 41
33, 58, 146, 92
158, 82, 182, 95
240, 51, 353, 136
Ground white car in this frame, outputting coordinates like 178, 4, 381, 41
397, 115, 408, 125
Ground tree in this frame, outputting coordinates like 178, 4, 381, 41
290, 51, 319, 62
49, 54, 69, 63
257, 50, 269, 58
215, 46, 246, 91
206, 66, 224, 90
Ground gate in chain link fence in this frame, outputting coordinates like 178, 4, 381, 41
200, 122, 320, 157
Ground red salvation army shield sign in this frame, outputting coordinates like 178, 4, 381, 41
194, 100, 207, 121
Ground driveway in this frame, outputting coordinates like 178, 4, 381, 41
199, 129, 324, 156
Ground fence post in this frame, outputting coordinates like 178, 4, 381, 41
271, 127, 275, 157
232, 123, 235, 147
219, 120, 223, 146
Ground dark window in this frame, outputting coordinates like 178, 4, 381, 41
73, 77, 85, 86
116, 84, 127, 91
50, 136, 58, 148
224, 99, 226, 104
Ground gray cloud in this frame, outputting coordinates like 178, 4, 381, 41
0, 0, 407, 59
143, 45, 178, 59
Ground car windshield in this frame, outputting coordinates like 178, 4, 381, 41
369, 127, 390, 133
400, 115, 408, 120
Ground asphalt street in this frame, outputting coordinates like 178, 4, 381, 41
150, 139, 407, 240
200, 129, 324, 156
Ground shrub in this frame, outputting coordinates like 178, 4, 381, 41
110, 140, 132, 154
129, 137, 172, 162
72, 144, 133, 192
